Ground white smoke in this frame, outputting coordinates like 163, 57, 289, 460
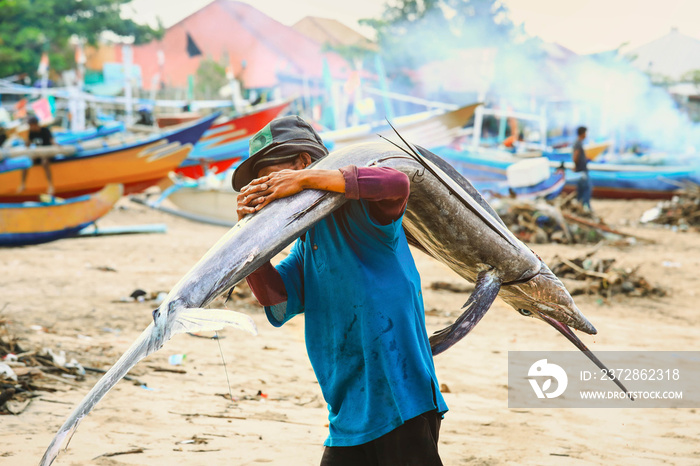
383, 8, 700, 156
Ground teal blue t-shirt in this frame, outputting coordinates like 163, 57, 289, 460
265, 199, 448, 447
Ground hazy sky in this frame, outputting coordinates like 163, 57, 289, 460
123, 0, 700, 55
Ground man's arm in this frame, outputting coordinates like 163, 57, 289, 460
340, 165, 409, 224
236, 168, 345, 219
244, 165, 410, 306
246, 261, 287, 306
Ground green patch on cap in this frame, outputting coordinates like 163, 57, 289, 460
249, 124, 273, 156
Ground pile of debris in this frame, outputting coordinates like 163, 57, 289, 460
550, 250, 666, 298
0, 318, 87, 415
493, 192, 645, 245
641, 182, 700, 232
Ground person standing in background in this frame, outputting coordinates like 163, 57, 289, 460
573, 126, 592, 212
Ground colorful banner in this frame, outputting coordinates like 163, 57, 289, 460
31, 98, 53, 123
37, 52, 49, 75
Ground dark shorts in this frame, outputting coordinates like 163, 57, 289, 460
320, 410, 443, 466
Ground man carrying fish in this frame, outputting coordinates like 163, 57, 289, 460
234, 115, 448, 466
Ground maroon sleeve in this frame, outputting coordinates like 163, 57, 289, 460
339, 165, 410, 225
246, 261, 287, 306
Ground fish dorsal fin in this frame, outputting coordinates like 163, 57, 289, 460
380, 123, 518, 249
413, 143, 508, 230
172, 308, 257, 336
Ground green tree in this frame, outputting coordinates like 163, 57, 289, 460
0, 0, 162, 80
682, 69, 700, 89
194, 56, 228, 99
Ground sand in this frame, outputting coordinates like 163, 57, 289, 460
1, 197, 699, 465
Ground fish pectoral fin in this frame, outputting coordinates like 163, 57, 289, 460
430, 269, 502, 356
173, 308, 258, 336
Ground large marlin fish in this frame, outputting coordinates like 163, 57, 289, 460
41, 139, 629, 465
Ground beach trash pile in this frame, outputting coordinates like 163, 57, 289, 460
493, 195, 632, 245
1, 319, 87, 415
641, 182, 700, 232
550, 252, 666, 299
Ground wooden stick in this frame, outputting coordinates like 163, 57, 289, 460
39, 372, 82, 388
553, 204, 573, 242
148, 366, 187, 374
559, 258, 610, 279
169, 411, 247, 420
562, 213, 654, 243
93, 448, 144, 460
168, 411, 319, 427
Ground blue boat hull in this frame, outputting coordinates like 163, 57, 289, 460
434, 146, 700, 200
0, 222, 92, 246
54, 122, 126, 145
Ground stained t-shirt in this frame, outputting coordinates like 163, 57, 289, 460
265, 199, 448, 447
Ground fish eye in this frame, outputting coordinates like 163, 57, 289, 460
518, 309, 532, 316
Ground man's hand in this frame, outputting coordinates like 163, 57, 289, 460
236, 169, 307, 221
236, 169, 345, 221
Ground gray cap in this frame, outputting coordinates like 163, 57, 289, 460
232, 115, 328, 191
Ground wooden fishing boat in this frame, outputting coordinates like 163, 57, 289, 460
435, 146, 700, 200
133, 174, 237, 227
474, 169, 566, 201
321, 103, 480, 150
0, 113, 218, 202
175, 99, 291, 179
156, 112, 203, 128
560, 163, 700, 200
53, 121, 126, 145
0, 184, 122, 246
0, 156, 31, 174
166, 184, 237, 226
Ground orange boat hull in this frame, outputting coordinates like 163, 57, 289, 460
0, 140, 191, 202
0, 184, 123, 246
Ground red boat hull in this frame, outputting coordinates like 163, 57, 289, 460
175, 101, 290, 179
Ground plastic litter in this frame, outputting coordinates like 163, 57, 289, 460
169, 354, 186, 366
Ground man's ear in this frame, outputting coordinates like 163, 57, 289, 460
298, 152, 313, 168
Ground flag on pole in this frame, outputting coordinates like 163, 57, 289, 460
75, 44, 86, 82
31, 98, 53, 124
37, 53, 49, 75
186, 33, 202, 57
74, 45, 86, 65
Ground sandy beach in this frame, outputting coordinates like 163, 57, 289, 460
1, 197, 699, 465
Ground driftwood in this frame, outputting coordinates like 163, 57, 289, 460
0, 319, 146, 413
562, 213, 654, 244
551, 252, 666, 299
0, 325, 88, 414
493, 193, 653, 245
92, 448, 145, 460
